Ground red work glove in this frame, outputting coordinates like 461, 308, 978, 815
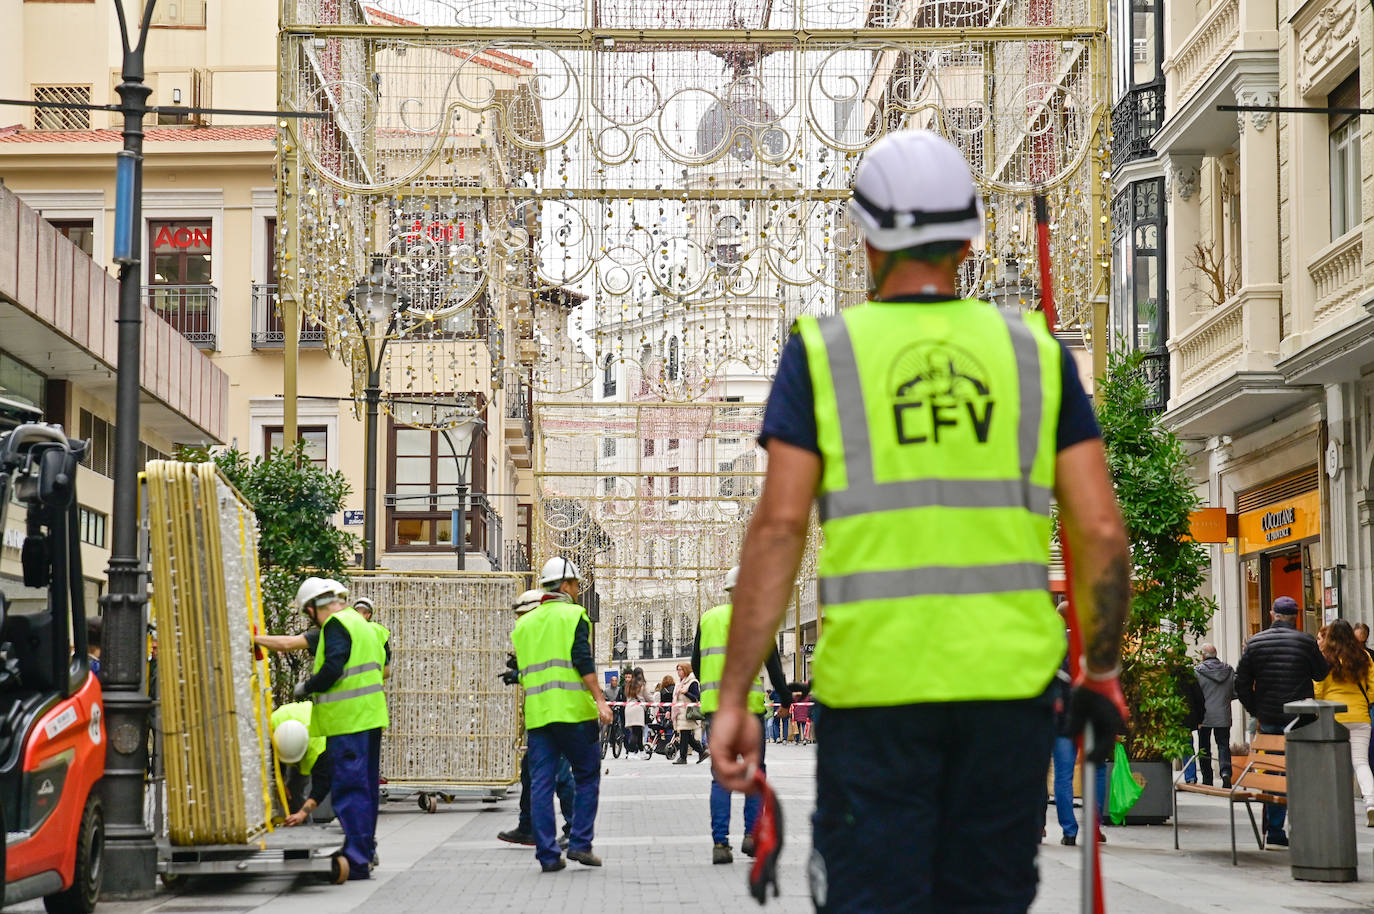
1067, 672, 1128, 763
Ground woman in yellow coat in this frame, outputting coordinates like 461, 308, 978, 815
1315, 619, 1374, 827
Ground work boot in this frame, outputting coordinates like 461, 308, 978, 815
498, 828, 535, 846
568, 848, 602, 867
741, 834, 756, 858
1060, 835, 1076, 846
1266, 832, 1289, 847
713, 843, 733, 864
541, 857, 567, 873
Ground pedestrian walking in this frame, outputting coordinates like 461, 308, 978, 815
512, 557, 613, 872
672, 663, 708, 764
789, 690, 810, 744
1236, 595, 1329, 847
693, 566, 792, 864
708, 129, 1130, 913
1314, 620, 1374, 827
623, 677, 649, 753
1355, 622, 1374, 662
1193, 644, 1235, 788
1178, 661, 1206, 784
499, 589, 575, 850
292, 577, 388, 881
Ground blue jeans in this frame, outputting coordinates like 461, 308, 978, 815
707, 714, 766, 845
1052, 736, 1105, 836
812, 693, 1054, 913
1259, 722, 1286, 837
327, 728, 381, 876
528, 720, 601, 866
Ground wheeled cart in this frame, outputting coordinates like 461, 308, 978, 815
381, 781, 510, 814
158, 826, 349, 884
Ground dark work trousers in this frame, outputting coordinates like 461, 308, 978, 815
1259, 722, 1286, 837
328, 728, 382, 878
517, 750, 574, 836
1196, 725, 1232, 787
812, 693, 1054, 913
706, 713, 766, 845
528, 720, 601, 867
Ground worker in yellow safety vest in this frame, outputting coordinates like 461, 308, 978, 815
270, 701, 330, 825
255, 592, 391, 680
511, 557, 612, 873
692, 565, 791, 865
708, 130, 1131, 913
351, 597, 391, 679
292, 576, 388, 881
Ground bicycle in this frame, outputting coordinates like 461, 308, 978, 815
600, 715, 624, 759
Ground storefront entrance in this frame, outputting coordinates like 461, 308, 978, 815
1238, 471, 1322, 637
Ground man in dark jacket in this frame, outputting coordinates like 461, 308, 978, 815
1194, 644, 1235, 788
1235, 596, 1329, 845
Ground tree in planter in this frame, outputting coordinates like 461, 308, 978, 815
179, 443, 358, 703
1095, 347, 1216, 761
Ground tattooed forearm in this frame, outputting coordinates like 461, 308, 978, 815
1084, 554, 1130, 673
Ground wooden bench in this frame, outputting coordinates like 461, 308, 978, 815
1172, 733, 1287, 864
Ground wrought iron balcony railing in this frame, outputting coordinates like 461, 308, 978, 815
144, 284, 218, 350
1140, 348, 1169, 412
1111, 84, 1164, 169
251, 283, 327, 349
504, 539, 531, 573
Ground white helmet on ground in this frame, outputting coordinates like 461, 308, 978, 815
273, 718, 310, 765
847, 130, 984, 252
539, 556, 580, 589
724, 566, 740, 593
513, 589, 546, 616
352, 596, 375, 616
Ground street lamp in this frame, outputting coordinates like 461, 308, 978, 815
347, 255, 408, 570
986, 256, 1037, 311
439, 413, 484, 570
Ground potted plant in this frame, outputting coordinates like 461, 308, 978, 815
1094, 348, 1216, 823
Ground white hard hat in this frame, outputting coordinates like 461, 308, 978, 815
353, 597, 375, 615
295, 577, 346, 614
848, 130, 984, 252
539, 556, 580, 588
724, 566, 740, 592
273, 718, 310, 765
513, 589, 545, 615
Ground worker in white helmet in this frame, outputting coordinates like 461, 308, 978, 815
270, 702, 332, 826
291, 576, 389, 880
509, 557, 612, 871
254, 586, 392, 679
710, 129, 1129, 912
691, 566, 792, 864
498, 589, 576, 850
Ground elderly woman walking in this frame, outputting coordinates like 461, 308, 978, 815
672, 663, 708, 765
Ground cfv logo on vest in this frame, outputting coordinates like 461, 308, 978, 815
888, 342, 995, 445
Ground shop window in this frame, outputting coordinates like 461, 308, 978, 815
32, 86, 90, 130
263, 425, 328, 468
1330, 72, 1362, 240
50, 219, 94, 258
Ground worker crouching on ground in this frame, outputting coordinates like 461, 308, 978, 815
709, 129, 1131, 913
271, 702, 332, 825
292, 576, 389, 881
512, 557, 613, 873
693, 565, 791, 865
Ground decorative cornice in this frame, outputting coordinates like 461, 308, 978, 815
1166, 155, 1202, 201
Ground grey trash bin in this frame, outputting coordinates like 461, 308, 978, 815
1283, 699, 1357, 882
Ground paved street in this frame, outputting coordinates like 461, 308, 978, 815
22, 744, 1374, 914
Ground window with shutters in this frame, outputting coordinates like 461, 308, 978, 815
32, 86, 91, 130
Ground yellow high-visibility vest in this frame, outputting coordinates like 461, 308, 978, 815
698, 604, 767, 714
511, 599, 597, 729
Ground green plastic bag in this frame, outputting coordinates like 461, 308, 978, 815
1107, 742, 1144, 825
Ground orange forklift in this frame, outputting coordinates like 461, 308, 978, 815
1, 409, 106, 912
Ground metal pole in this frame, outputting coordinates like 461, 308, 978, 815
363, 364, 380, 570
456, 484, 467, 571
99, 15, 157, 898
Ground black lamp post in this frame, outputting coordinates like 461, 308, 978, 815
347, 256, 406, 570
439, 415, 483, 570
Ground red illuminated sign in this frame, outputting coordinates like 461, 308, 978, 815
152, 224, 212, 251
399, 219, 469, 243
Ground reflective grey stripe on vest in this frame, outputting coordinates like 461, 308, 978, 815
524, 680, 589, 697
341, 662, 381, 679
315, 681, 385, 704
521, 658, 578, 677
819, 563, 1050, 604
815, 310, 1048, 522
700, 679, 766, 693
700, 646, 727, 658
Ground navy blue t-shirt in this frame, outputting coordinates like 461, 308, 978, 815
760, 307, 1100, 456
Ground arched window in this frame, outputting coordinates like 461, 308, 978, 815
602, 354, 616, 397
668, 336, 680, 380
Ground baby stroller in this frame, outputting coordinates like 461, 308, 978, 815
646, 706, 678, 759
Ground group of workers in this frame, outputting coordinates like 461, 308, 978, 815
257, 577, 390, 882
252, 127, 1130, 912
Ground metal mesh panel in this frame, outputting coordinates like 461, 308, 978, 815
352, 572, 525, 786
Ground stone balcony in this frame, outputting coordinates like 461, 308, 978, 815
1276, 230, 1374, 387
1164, 284, 1311, 436
1165, 0, 1240, 113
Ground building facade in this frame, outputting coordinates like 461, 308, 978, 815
0, 0, 540, 574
